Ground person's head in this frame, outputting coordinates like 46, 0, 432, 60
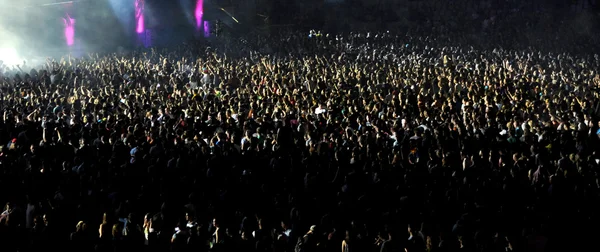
112, 223, 121, 238
76, 221, 87, 232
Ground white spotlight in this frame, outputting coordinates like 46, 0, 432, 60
0, 48, 20, 67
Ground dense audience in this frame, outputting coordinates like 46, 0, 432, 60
1, 9, 600, 252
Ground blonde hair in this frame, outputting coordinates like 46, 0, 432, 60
76, 221, 87, 232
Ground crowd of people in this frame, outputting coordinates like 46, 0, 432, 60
1, 8, 600, 252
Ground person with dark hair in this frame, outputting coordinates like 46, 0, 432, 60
171, 221, 190, 252
210, 218, 225, 251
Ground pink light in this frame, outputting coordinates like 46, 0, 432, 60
63, 15, 75, 46
136, 15, 145, 33
135, 0, 145, 34
195, 0, 204, 30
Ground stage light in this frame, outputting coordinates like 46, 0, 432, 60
63, 14, 76, 46
0, 48, 21, 66
135, 0, 145, 34
195, 0, 203, 30
220, 8, 239, 23
203, 21, 210, 37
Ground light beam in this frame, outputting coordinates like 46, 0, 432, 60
195, 0, 203, 30
135, 0, 145, 34
63, 14, 75, 46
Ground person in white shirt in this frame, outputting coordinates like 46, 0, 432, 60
315, 104, 327, 115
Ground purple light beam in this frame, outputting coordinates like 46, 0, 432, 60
195, 0, 204, 30
63, 14, 75, 46
135, 0, 145, 34
203, 21, 210, 38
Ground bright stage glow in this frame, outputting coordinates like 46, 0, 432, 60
0, 48, 21, 66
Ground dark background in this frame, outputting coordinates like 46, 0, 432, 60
2, 0, 599, 55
